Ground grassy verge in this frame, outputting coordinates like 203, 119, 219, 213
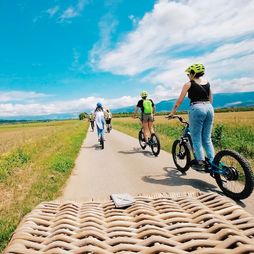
0, 120, 89, 252
113, 112, 254, 167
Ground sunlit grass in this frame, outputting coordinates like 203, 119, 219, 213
113, 111, 254, 167
0, 120, 89, 252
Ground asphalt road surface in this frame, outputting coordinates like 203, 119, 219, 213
62, 128, 254, 215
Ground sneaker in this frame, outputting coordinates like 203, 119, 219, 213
191, 161, 206, 172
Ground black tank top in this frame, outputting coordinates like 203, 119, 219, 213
188, 80, 210, 103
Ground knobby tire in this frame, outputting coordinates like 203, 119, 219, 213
172, 139, 191, 173
213, 149, 254, 200
151, 133, 160, 156
138, 130, 146, 150
100, 136, 104, 150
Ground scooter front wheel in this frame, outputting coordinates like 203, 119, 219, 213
172, 139, 191, 172
138, 130, 146, 150
100, 136, 104, 149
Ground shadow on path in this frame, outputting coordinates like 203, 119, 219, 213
82, 144, 104, 150
142, 166, 222, 195
118, 147, 155, 158
82, 145, 97, 149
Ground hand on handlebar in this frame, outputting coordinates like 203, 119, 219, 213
166, 112, 175, 119
166, 114, 188, 125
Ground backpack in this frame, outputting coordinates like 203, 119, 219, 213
143, 99, 153, 114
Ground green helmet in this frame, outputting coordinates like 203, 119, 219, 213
185, 63, 205, 75
140, 90, 148, 98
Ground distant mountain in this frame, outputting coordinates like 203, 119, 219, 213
111, 106, 134, 113
0, 113, 78, 122
112, 91, 254, 113
1, 92, 253, 121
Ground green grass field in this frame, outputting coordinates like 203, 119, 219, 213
0, 120, 89, 252
1, 112, 254, 252
112, 111, 254, 167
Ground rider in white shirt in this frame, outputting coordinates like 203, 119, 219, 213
94, 102, 105, 141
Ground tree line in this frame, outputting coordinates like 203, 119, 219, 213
79, 106, 254, 120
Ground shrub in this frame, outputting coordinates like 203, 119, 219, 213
212, 124, 224, 148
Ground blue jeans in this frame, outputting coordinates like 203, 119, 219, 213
189, 103, 215, 161
96, 124, 104, 139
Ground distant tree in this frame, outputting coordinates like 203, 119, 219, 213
79, 112, 87, 120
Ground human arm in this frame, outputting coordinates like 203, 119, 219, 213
133, 106, 139, 118
133, 100, 142, 117
169, 82, 190, 116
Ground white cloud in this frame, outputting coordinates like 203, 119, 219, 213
59, 7, 78, 21
153, 76, 254, 102
46, 6, 59, 17
70, 48, 87, 73
37, 1, 87, 23
93, 1, 196, 75
15, 0, 254, 117
128, 15, 138, 26
0, 91, 47, 102
147, 39, 254, 98
90, 0, 254, 95
58, 0, 87, 23
0, 95, 138, 117
212, 77, 254, 94
89, 14, 118, 68
153, 85, 174, 101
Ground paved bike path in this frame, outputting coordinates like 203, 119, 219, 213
61, 128, 254, 215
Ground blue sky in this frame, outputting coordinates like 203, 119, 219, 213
0, 0, 254, 117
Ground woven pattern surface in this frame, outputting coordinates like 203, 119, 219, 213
4, 192, 254, 254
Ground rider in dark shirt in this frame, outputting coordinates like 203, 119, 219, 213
134, 91, 155, 145
169, 63, 215, 171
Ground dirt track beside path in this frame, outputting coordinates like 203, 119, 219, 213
61, 129, 254, 215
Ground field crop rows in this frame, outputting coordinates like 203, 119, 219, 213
0, 120, 89, 252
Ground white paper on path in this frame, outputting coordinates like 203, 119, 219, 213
110, 193, 135, 208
